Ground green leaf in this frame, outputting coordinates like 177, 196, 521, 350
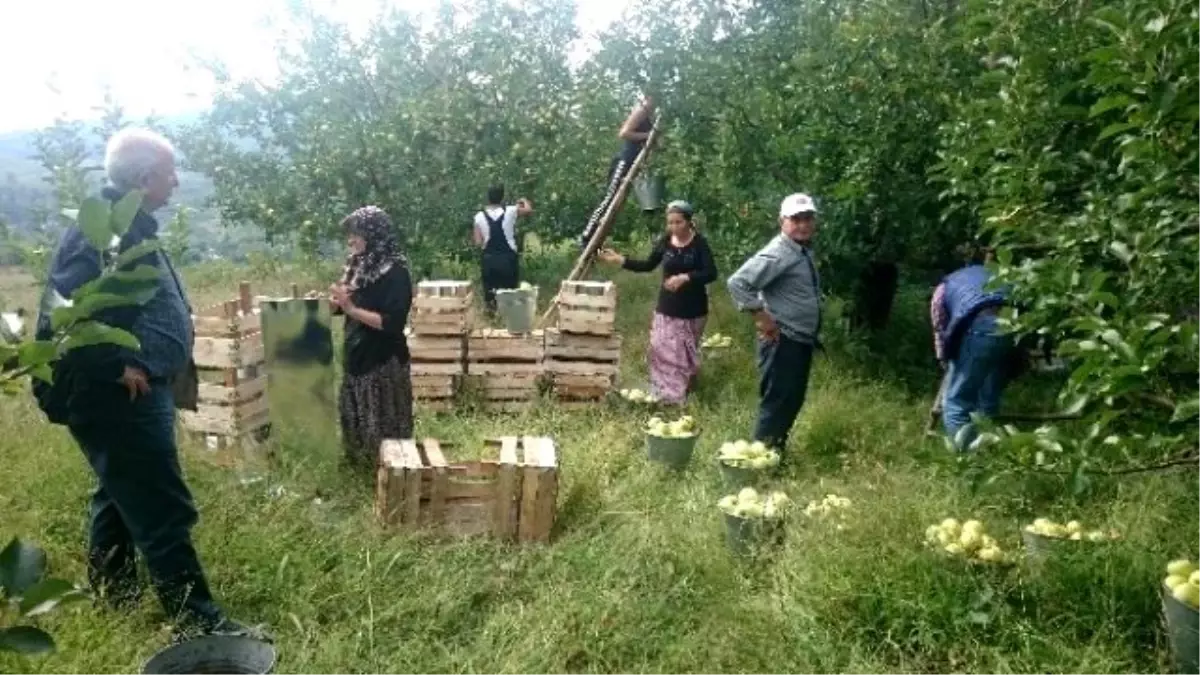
1108, 240, 1133, 263
19, 578, 85, 617
73, 264, 162, 300
1089, 95, 1134, 117
0, 538, 47, 597
1170, 398, 1199, 423
0, 626, 55, 655
16, 340, 57, 367
59, 208, 79, 222
77, 198, 113, 251
113, 239, 160, 269
29, 363, 53, 384
61, 321, 141, 352
1060, 395, 1089, 416
1143, 15, 1167, 34
109, 190, 143, 236
1098, 122, 1137, 140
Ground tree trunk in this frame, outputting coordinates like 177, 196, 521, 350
852, 260, 899, 331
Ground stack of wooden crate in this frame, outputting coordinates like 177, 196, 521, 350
374, 436, 558, 542
465, 328, 544, 411
546, 281, 620, 405
181, 282, 271, 462
409, 281, 473, 411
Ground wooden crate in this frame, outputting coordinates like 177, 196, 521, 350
466, 329, 543, 408
412, 280, 474, 335
557, 281, 616, 336
181, 282, 272, 457
375, 436, 558, 542
407, 329, 464, 407
544, 328, 620, 401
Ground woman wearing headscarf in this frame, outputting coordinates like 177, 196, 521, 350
328, 206, 414, 466
598, 200, 717, 404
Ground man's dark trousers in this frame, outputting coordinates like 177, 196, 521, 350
753, 334, 815, 454
67, 381, 221, 626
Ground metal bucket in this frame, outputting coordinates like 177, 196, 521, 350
1021, 530, 1095, 566
1162, 589, 1200, 674
495, 287, 537, 334
718, 462, 763, 490
724, 514, 784, 557
646, 433, 697, 469
142, 635, 276, 674
633, 172, 666, 212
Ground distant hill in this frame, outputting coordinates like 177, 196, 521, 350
0, 113, 273, 263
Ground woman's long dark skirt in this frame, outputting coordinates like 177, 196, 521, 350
338, 356, 414, 466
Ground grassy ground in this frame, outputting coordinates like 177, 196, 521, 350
0, 254, 1196, 673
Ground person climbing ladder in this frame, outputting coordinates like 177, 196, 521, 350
576, 94, 656, 250
474, 184, 533, 314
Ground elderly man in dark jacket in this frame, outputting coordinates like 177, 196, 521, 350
33, 128, 254, 639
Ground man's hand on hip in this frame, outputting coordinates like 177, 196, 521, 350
753, 310, 780, 343
119, 366, 151, 400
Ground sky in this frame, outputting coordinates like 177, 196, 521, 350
0, 0, 629, 133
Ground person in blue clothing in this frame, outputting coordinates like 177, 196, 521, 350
930, 245, 1014, 449
31, 128, 258, 641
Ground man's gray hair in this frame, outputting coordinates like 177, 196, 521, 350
104, 128, 175, 191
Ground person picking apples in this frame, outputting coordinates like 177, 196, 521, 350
929, 243, 1014, 450
726, 193, 822, 463
576, 93, 657, 251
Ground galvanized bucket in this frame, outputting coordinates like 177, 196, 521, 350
646, 432, 697, 469
718, 462, 763, 490
495, 287, 537, 334
633, 172, 666, 212
142, 635, 276, 674
1162, 588, 1199, 674
724, 514, 784, 557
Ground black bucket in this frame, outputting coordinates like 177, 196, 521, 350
142, 635, 277, 674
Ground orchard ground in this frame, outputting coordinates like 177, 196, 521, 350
1, 247, 1196, 673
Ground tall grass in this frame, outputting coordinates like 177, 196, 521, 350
0, 252, 1195, 673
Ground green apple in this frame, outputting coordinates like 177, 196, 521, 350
1165, 574, 1189, 590
738, 487, 760, 504
1172, 581, 1199, 609
940, 518, 961, 535
936, 529, 955, 546
1189, 571, 1199, 587
1166, 559, 1197, 577
959, 530, 983, 551
944, 543, 965, 556
1066, 520, 1082, 534
925, 525, 941, 543
718, 495, 736, 512
976, 546, 1003, 562
1085, 530, 1106, 542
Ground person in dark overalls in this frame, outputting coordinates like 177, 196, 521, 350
473, 184, 533, 314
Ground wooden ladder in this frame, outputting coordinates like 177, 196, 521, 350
537, 121, 662, 329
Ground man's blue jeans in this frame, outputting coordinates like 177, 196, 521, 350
943, 327, 1013, 450
68, 382, 223, 628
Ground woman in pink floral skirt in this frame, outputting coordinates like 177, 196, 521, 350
598, 200, 718, 404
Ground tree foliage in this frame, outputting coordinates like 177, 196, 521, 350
183, 0, 1196, 475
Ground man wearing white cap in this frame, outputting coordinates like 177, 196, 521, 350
727, 193, 822, 460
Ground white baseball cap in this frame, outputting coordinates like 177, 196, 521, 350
779, 193, 818, 218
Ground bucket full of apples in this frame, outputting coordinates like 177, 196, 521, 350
718, 488, 790, 557
1161, 558, 1199, 674
645, 415, 698, 469
716, 440, 779, 489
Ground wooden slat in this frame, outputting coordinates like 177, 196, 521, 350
468, 362, 543, 376
417, 281, 472, 297
196, 375, 267, 404
494, 437, 520, 540
558, 316, 615, 336
544, 359, 618, 376
179, 395, 270, 435
379, 439, 406, 468
544, 328, 621, 348
518, 439, 543, 542
401, 439, 424, 528
545, 345, 620, 361
551, 373, 614, 388
387, 467, 405, 526
424, 438, 449, 528
193, 334, 266, 369
410, 361, 465, 376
